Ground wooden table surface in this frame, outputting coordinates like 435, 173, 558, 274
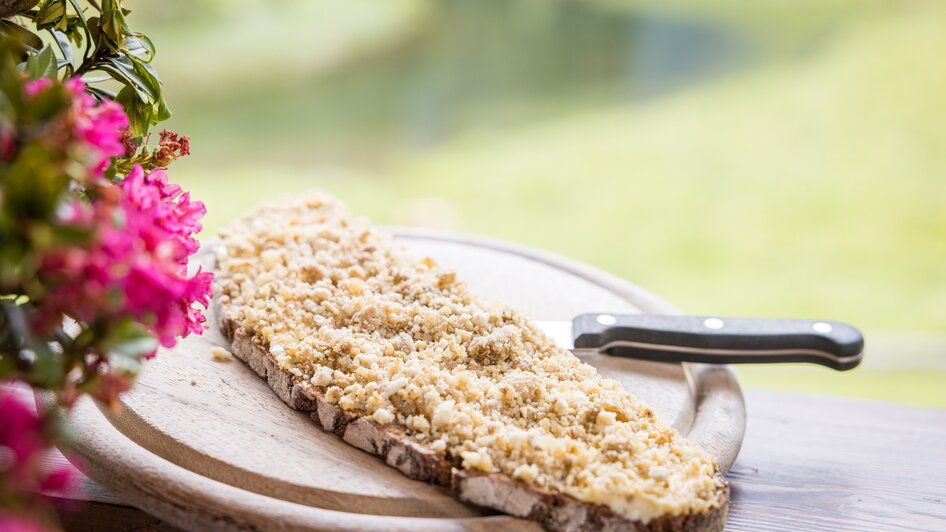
45, 387, 946, 531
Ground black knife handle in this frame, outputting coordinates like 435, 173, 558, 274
572, 314, 864, 371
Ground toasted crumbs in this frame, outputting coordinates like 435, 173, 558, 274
214, 191, 724, 522
210, 346, 233, 362
190, 379, 197, 386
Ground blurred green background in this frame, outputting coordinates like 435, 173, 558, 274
133, 0, 945, 407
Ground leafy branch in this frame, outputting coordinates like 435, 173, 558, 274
1, 0, 170, 138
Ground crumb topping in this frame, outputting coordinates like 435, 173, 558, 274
214, 192, 723, 522
210, 346, 233, 362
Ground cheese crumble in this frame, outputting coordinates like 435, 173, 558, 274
214, 192, 723, 522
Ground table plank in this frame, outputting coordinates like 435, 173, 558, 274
14, 387, 946, 530
55, 499, 181, 532
727, 389, 946, 531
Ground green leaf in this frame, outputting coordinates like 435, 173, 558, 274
98, 55, 157, 100
115, 84, 143, 126
36, 0, 66, 26
110, 337, 156, 361
0, 300, 64, 389
42, 403, 74, 442
27, 338, 65, 389
129, 55, 161, 99
0, 20, 44, 51
64, 19, 84, 49
86, 16, 101, 54
115, 82, 156, 137
0, 300, 27, 353
97, 0, 126, 51
66, 0, 90, 56
25, 44, 58, 80
102, 53, 169, 135
124, 33, 153, 63
156, 95, 171, 121
3, 142, 73, 223
86, 84, 116, 100
50, 29, 73, 64
48, 222, 93, 246
104, 319, 157, 361
107, 352, 142, 379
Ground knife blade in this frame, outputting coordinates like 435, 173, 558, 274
536, 313, 864, 371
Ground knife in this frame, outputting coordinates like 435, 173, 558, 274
536, 313, 864, 371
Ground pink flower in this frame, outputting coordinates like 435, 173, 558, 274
23, 77, 52, 96
38, 166, 212, 351
0, 389, 79, 503
119, 166, 205, 265
0, 122, 14, 161
0, 390, 43, 465
63, 78, 128, 175
25, 77, 129, 175
114, 165, 213, 346
0, 515, 49, 532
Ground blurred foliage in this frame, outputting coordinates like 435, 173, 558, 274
131, 0, 429, 95
590, 0, 868, 48
736, 367, 945, 409
160, 1, 946, 331
379, 2, 946, 333
152, 0, 764, 162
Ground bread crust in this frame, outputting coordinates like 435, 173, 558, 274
218, 307, 728, 531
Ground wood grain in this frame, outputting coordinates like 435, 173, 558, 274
725, 389, 946, 531
54, 230, 745, 531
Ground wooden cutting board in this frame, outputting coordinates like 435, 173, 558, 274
63, 229, 746, 531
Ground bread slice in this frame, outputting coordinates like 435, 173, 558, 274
213, 192, 729, 531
